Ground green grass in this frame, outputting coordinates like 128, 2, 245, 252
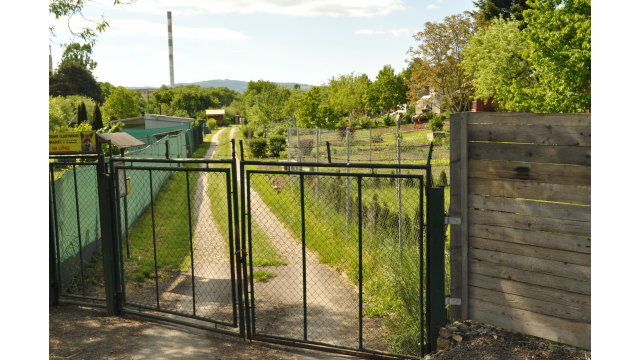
206, 126, 287, 267
125, 168, 199, 281
253, 270, 277, 283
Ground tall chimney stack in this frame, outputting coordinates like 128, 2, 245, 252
49, 44, 53, 74
167, 11, 174, 88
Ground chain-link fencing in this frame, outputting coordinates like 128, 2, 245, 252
245, 164, 428, 356
50, 125, 205, 305
285, 126, 450, 187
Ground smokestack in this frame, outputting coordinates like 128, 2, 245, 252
49, 45, 53, 74
167, 11, 174, 88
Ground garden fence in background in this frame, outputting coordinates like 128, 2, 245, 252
50, 125, 204, 305
449, 112, 591, 350
285, 126, 450, 186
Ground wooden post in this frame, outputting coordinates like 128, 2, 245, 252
461, 112, 469, 319
449, 113, 462, 319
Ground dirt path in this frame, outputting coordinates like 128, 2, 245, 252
229, 129, 386, 351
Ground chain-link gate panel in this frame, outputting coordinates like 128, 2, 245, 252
245, 166, 427, 358
50, 162, 106, 305
114, 162, 242, 334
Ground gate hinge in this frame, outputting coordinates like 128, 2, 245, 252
235, 250, 247, 264
444, 216, 461, 225
445, 295, 461, 305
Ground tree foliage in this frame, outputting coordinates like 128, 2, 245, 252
49, 0, 137, 46
60, 42, 97, 72
364, 65, 408, 114
406, 14, 478, 113
471, 0, 531, 22
327, 72, 370, 114
242, 80, 292, 130
92, 104, 103, 130
99, 82, 116, 99
103, 87, 139, 120
77, 102, 88, 124
461, 17, 532, 111
49, 61, 103, 103
296, 87, 341, 129
462, 0, 590, 113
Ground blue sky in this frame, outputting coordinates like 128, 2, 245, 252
49, 0, 477, 88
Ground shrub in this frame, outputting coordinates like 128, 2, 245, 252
371, 134, 384, 143
438, 170, 448, 187
429, 117, 444, 132
354, 114, 374, 129
206, 119, 218, 130
299, 138, 314, 156
383, 115, 394, 126
268, 135, 286, 157
273, 126, 287, 136
239, 126, 250, 138
248, 138, 268, 158
338, 126, 356, 140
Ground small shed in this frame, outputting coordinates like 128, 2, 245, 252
206, 109, 225, 126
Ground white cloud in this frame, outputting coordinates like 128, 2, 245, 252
355, 29, 385, 35
437, 0, 443, 3
427, 5, 441, 9
355, 28, 409, 37
93, 0, 405, 18
388, 28, 408, 37
62, 18, 249, 40
132, 45, 151, 51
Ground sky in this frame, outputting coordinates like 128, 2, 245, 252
49, 0, 477, 88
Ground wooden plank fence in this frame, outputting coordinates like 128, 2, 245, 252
449, 112, 591, 349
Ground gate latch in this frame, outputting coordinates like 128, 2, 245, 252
445, 295, 461, 305
444, 217, 461, 225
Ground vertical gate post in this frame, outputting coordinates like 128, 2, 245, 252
315, 127, 319, 202
396, 135, 403, 252
232, 139, 248, 339
49, 185, 59, 306
428, 186, 446, 352
97, 154, 119, 315
346, 129, 350, 236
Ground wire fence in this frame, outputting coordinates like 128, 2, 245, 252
285, 126, 450, 186
50, 125, 205, 302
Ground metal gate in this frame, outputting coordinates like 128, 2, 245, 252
239, 152, 446, 359
50, 141, 445, 359
111, 157, 245, 336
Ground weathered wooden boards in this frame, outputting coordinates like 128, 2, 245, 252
449, 112, 591, 350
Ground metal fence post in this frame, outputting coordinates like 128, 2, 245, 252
428, 186, 446, 353
316, 127, 320, 202
296, 125, 301, 163
96, 154, 119, 315
397, 134, 403, 253
369, 128, 372, 174
165, 141, 169, 159
346, 128, 350, 236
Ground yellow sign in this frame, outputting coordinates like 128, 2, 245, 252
49, 131, 98, 154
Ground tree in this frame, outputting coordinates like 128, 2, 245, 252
462, 17, 532, 111
49, 61, 103, 102
99, 82, 116, 99
77, 102, 88, 125
327, 72, 370, 115
242, 81, 292, 130
512, 0, 590, 113
103, 87, 139, 120
92, 104, 103, 130
406, 14, 478, 113
49, 0, 137, 46
60, 42, 97, 72
296, 87, 341, 129
471, 0, 531, 22
49, 96, 68, 131
364, 65, 408, 114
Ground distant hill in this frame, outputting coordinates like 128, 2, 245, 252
126, 79, 313, 93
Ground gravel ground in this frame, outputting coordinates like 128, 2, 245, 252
49, 304, 355, 360
428, 320, 591, 360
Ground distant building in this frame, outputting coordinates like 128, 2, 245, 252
206, 109, 225, 126
111, 114, 194, 129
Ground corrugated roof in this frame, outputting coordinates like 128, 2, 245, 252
206, 109, 225, 115
97, 133, 146, 149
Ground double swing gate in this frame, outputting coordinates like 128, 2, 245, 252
49, 140, 445, 359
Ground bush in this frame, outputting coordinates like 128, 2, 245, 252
429, 116, 444, 132
248, 138, 268, 158
383, 115, 394, 126
239, 126, 250, 138
353, 114, 374, 129
273, 126, 287, 136
433, 169, 448, 187
371, 134, 383, 143
268, 135, 286, 157
206, 119, 218, 130
299, 138, 314, 156
338, 126, 356, 140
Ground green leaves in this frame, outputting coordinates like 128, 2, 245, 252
364, 65, 408, 114
296, 87, 341, 129
60, 43, 97, 72
103, 87, 139, 120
